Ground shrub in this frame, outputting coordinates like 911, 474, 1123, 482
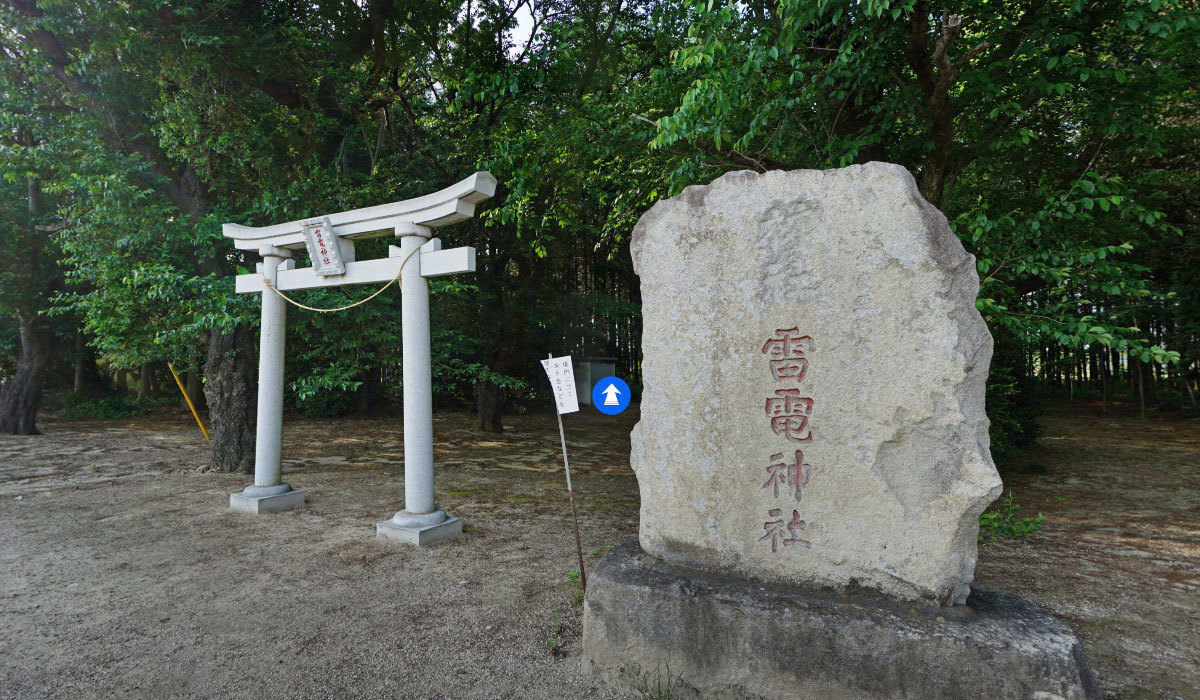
56, 391, 145, 418
979, 492, 1044, 542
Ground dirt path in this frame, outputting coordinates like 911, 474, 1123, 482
972, 401, 1200, 699
0, 402, 1196, 699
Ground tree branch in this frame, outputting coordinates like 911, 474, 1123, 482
632, 114, 793, 171
4, 0, 211, 217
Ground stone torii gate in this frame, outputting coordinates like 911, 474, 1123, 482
223, 172, 496, 546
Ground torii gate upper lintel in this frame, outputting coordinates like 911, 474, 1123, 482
224, 172, 495, 547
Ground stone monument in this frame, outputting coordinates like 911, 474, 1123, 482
583, 163, 1100, 698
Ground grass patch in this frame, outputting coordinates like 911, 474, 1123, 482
622, 661, 684, 700
567, 569, 584, 605
441, 489, 477, 499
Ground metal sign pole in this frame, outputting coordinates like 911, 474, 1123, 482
548, 353, 587, 591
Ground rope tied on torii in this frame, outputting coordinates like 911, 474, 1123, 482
222, 172, 496, 547
259, 243, 420, 313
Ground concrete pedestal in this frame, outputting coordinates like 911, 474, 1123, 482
583, 539, 1101, 700
376, 509, 462, 546
229, 484, 306, 514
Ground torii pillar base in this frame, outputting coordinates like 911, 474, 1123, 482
376, 509, 462, 546
229, 484, 307, 514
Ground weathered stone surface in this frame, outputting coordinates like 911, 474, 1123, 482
376, 515, 463, 546
630, 163, 1003, 605
584, 539, 1102, 700
228, 487, 306, 513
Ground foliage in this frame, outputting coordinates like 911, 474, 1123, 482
1, 0, 1196, 439
979, 492, 1045, 543
987, 329, 1041, 463
649, 0, 1198, 419
55, 391, 144, 419
986, 364, 1040, 464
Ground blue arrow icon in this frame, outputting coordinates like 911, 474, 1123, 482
592, 376, 631, 415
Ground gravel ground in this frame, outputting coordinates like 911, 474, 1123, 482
0, 401, 1196, 699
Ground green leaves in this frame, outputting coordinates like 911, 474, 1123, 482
651, 0, 1196, 385
3, 0, 1196, 421
979, 493, 1044, 543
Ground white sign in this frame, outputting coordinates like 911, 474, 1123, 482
302, 216, 345, 276
541, 356, 579, 414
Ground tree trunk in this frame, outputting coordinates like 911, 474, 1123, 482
154, 362, 168, 397
0, 311, 52, 435
138, 362, 153, 401
475, 343, 521, 433
1184, 360, 1197, 410
185, 366, 201, 405
1100, 361, 1108, 410
354, 366, 380, 415
1135, 357, 1146, 420
73, 332, 86, 393
203, 326, 257, 473
73, 331, 105, 397
476, 380, 505, 433
116, 368, 129, 393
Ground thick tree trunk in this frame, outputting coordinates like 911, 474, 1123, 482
116, 368, 129, 393
476, 344, 520, 433
203, 326, 257, 473
476, 380, 504, 433
0, 312, 52, 435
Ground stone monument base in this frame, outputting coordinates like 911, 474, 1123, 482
583, 540, 1101, 700
375, 514, 462, 546
228, 485, 306, 513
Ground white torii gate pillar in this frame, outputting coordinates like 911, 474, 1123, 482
374, 223, 461, 545
230, 245, 307, 513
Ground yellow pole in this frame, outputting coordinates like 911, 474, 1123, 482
167, 362, 211, 440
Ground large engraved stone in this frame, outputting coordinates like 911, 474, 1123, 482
630, 162, 1003, 605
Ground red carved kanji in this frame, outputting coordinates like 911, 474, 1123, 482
769, 357, 809, 383
765, 389, 813, 442
762, 450, 812, 500
759, 508, 811, 552
762, 328, 813, 383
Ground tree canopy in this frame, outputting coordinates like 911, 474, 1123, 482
1, 0, 1196, 459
